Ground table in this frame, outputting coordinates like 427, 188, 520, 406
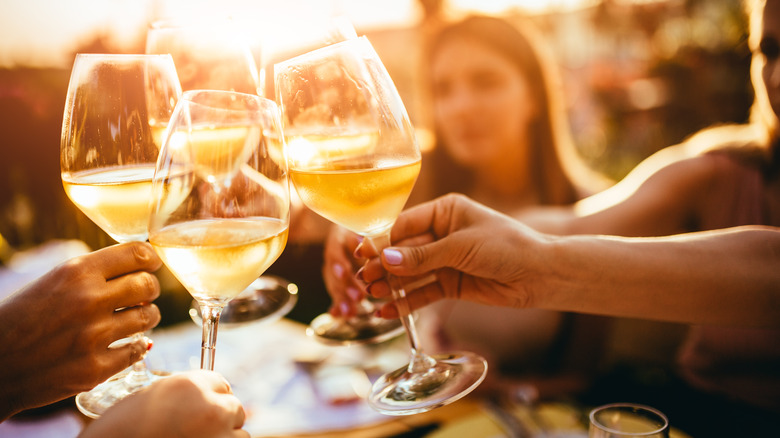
0, 314, 692, 438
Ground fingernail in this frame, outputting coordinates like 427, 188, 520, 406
339, 301, 350, 316
333, 263, 344, 279
146, 339, 154, 351
383, 248, 403, 265
355, 267, 365, 282
347, 287, 361, 301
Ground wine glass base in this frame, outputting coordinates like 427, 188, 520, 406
75, 369, 170, 418
367, 351, 488, 416
307, 312, 406, 346
189, 276, 298, 327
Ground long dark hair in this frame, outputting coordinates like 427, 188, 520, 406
424, 15, 601, 205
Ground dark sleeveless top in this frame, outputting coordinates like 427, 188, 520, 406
676, 151, 780, 412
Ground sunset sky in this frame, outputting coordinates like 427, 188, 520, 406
0, 0, 588, 68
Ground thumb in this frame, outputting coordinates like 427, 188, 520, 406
382, 238, 456, 276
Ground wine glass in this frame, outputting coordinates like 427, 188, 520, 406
60, 53, 181, 417
274, 37, 487, 414
589, 403, 670, 438
148, 90, 290, 370
147, 18, 301, 327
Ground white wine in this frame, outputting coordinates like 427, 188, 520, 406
169, 125, 260, 183
62, 165, 156, 242
291, 160, 421, 236
150, 123, 169, 150
285, 132, 379, 167
149, 218, 288, 303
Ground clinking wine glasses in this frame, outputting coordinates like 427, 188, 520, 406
148, 90, 290, 371
60, 53, 181, 417
146, 18, 298, 327
275, 37, 487, 414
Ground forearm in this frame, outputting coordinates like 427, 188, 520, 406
533, 226, 780, 327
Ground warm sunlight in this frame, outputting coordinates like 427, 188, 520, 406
0, 0, 596, 68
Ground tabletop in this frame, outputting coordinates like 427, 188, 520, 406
0, 314, 692, 438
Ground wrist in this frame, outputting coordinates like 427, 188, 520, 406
532, 233, 585, 312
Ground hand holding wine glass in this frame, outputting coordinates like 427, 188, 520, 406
148, 90, 290, 371
60, 53, 181, 418
275, 37, 487, 414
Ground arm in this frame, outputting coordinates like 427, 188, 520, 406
79, 370, 248, 438
361, 194, 780, 328
519, 144, 714, 237
0, 242, 162, 421
538, 227, 780, 326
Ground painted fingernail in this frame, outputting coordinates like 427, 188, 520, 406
333, 263, 345, 279
146, 339, 154, 351
383, 249, 403, 265
347, 287, 361, 301
339, 301, 350, 316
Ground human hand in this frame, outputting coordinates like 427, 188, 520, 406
0, 242, 162, 420
79, 370, 249, 438
360, 194, 549, 318
322, 225, 368, 317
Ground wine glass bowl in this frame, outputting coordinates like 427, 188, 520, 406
60, 53, 181, 417
147, 19, 299, 327
275, 36, 487, 414
275, 36, 419, 346
148, 90, 290, 370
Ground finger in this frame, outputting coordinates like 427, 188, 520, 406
232, 430, 251, 438
111, 304, 161, 338
354, 237, 378, 259
211, 374, 234, 394
99, 337, 151, 378
324, 261, 366, 317
356, 256, 385, 283
381, 236, 466, 277
366, 279, 391, 299
393, 233, 435, 249
187, 369, 233, 394
343, 232, 363, 258
105, 271, 161, 310
85, 242, 162, 280
389, 199, 442, 244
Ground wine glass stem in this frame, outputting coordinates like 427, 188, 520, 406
200, 303, 223, 370
368, 233, 435, 373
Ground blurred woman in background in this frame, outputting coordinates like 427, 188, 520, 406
324, 15, 612, 399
